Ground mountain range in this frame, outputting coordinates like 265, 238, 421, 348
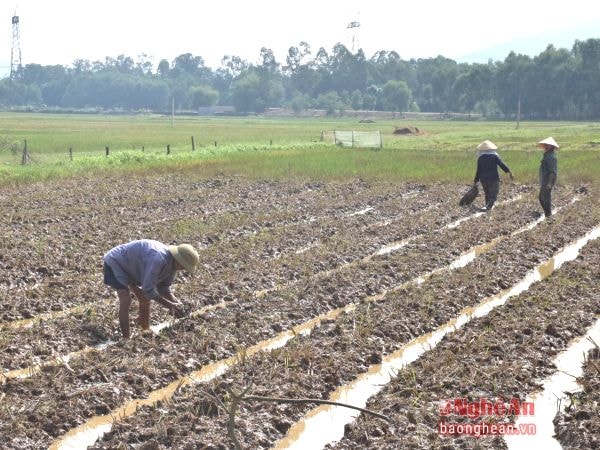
455, 21, 598, 63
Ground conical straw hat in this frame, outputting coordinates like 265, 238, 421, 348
537, 137, 560, 149
476, 140, 498, 151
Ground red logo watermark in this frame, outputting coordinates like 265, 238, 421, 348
438, 398, 536, 437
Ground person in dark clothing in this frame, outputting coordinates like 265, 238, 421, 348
537, 137, 559, 218
473, 140, 513, 210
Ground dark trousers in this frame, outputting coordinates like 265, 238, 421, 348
539, 186, 552, 217
481, 180, 500, 208
103, 262, 127, 290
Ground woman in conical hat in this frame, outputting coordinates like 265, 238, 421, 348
472, 140, 513, 211
537, 137, 559, 218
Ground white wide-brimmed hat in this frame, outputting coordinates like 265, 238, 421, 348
168, 244, 199, 274
537, 137, 560, 149
476, 140, 498, 152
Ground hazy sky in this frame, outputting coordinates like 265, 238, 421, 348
1, 0, 599, 72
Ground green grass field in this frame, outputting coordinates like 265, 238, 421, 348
1, 112, 599, 185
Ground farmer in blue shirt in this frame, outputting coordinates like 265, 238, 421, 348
537, 137, 559, 217
103, 239, 199, 338
473, 140, 513, 210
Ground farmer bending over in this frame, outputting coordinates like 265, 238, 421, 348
103, 239, 199, 338
473, 140, 513, 211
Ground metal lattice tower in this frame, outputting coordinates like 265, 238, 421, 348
10, 13, 22, 80
347, 21, 360, 53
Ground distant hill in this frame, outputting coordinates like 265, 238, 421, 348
456, 22, 599, 63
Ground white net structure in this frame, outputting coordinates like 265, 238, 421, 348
332, 130, 382, 149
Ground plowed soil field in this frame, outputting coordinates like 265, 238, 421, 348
1, 173, 597, 450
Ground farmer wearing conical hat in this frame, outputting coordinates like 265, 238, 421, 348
537, 137, 559, 218
473, 140, 514, 211
103, 239, 199, 338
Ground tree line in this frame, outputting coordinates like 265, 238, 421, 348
1, 38, 599, 119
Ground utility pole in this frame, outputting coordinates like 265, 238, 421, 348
516, 94, 521, 130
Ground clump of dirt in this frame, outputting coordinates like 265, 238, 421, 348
393, 125, 422, 135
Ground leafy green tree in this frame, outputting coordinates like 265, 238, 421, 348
379, 80, 412, 111
135, 53, 154, 75
102, 55, 135, 73
313, 47, 335, 94
362, 93, 377, 110
157, 59, 170, 77
171, 53, 205, 76
3, 38, 600, 119
0, 80, 42, 105
133, 78, 170, 110
190, 85, 219, 108
220, 55, 249, 79
287, 93, 310, 113
258, 47, 280, 75
214, 56, 250, 105
368, 50, 417, 91
350, 89, 362, 110
285, 42, 311, 74
60, 73, 169, 109
572, 38, 600, 118
415, 56, 459, 111
530, 45, 574, 119
328, 44, 368, 94
169, 75, 194, 109
231, 71, 263, 112
496, 52, 534, 118
451, 63, 495, 113
41, 80, 69, 106
313, 91, 344, 115
70, 59, 92, 75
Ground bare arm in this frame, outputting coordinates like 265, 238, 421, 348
156, 291, 186, 317
136, 286, 185, 318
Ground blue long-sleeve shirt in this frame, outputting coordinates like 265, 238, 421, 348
103, 239, 176, 299
474, 153, 511, 183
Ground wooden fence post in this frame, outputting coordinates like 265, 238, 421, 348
69, 148, 73, 161
167, 144, 170, 155
105, 146, 109, 156
21, 139, 28, 165
191, 136, 195, 151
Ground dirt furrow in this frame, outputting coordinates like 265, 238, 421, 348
329, 243, 600, 449
0, 190, 593, 449
81, 205, 600, 450
1, 180, 440, 319
553, 347, 600, 449
0, 182, 460, 325
0, 187, 551, 371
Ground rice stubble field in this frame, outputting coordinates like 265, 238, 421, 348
1, 170, 599, 449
